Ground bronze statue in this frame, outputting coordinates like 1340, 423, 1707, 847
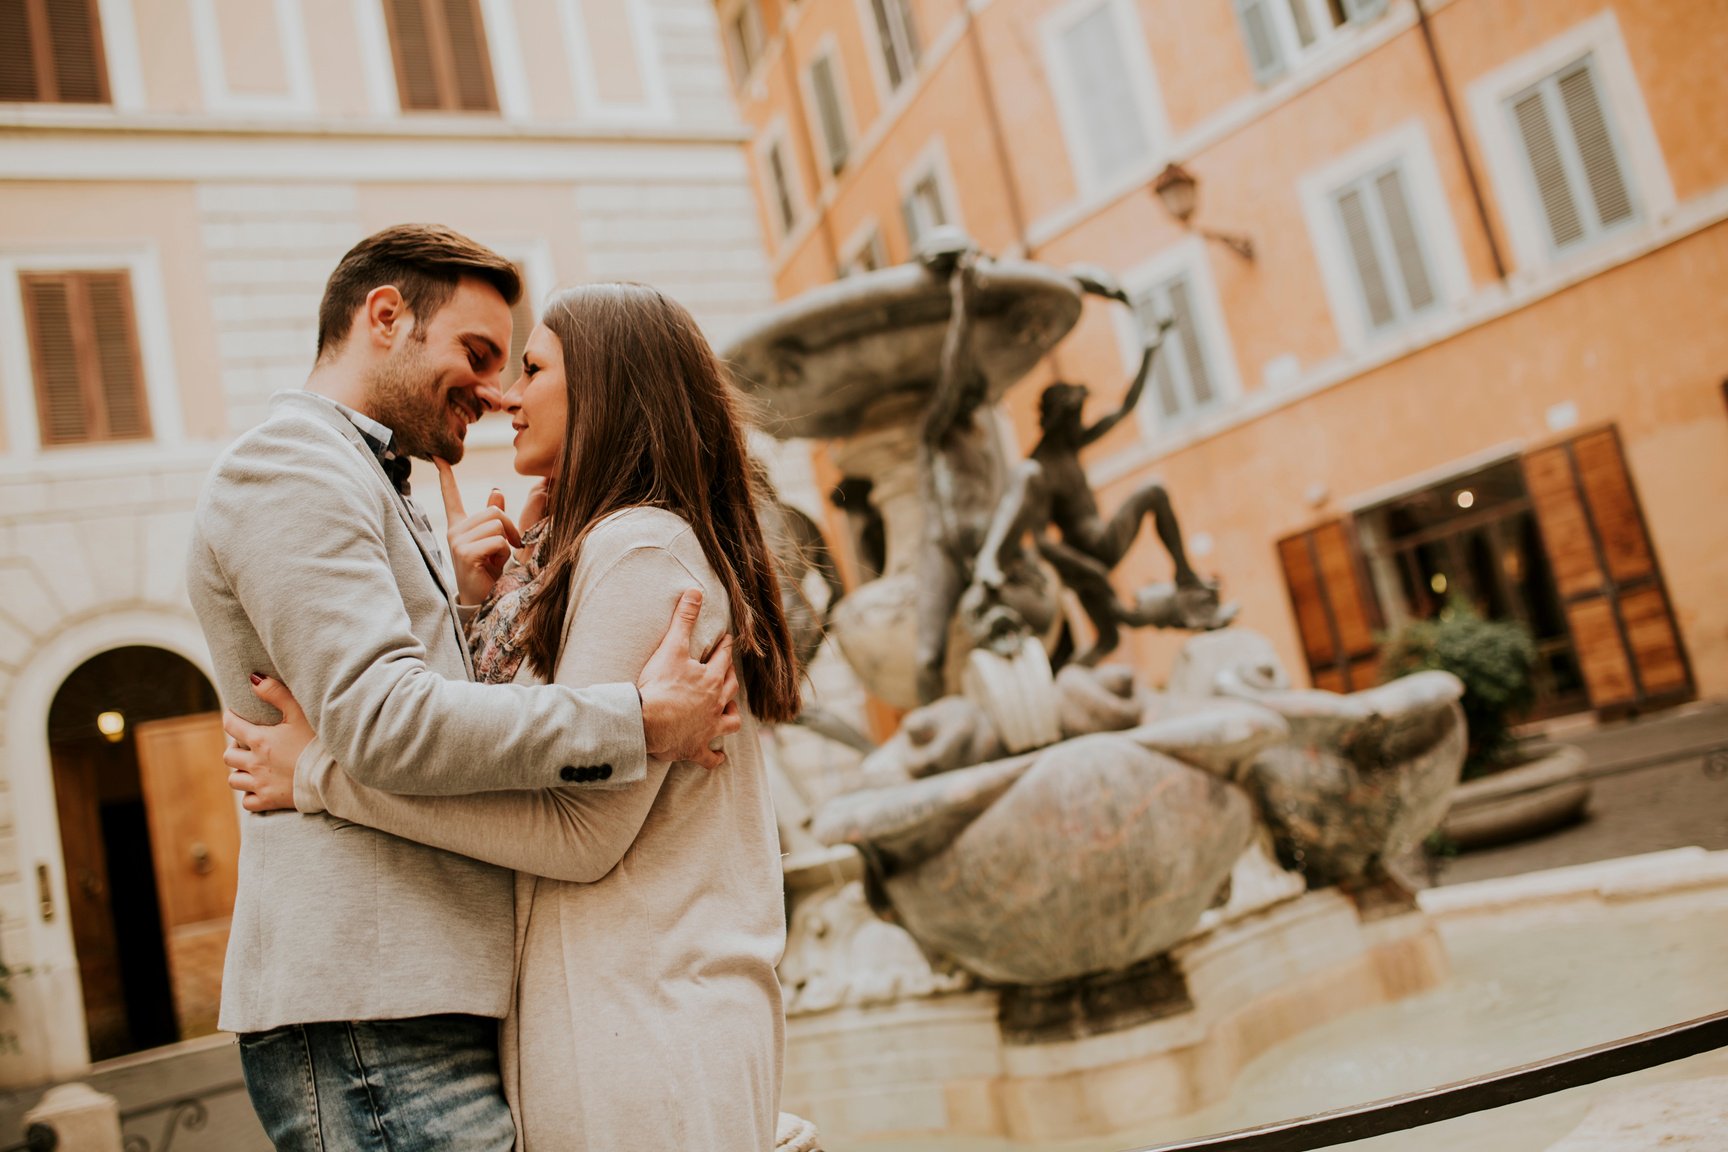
973, 270, 1234, 666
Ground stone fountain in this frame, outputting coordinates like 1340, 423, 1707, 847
728, 234, 1468, 1144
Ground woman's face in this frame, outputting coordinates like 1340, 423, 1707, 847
506, 323, 569, 478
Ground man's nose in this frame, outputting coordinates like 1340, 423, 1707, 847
475, 382, 505, 413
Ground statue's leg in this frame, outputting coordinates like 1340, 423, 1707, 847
1037, 539, 1122, 665
1095, 478, 1201, 587
974, 460, 1049, 590
914, 541, 966, 704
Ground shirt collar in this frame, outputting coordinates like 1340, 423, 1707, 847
328, 399, 396, 457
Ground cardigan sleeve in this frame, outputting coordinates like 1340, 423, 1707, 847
295, 537, 729, 884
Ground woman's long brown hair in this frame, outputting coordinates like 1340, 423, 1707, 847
520, 283, 800, 724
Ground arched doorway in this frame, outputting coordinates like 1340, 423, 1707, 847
46, 646, 233, 1062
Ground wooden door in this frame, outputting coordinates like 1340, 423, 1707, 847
134, 713, 240, 1041
1277, 518, 1383, 692
50, 743, 131, 1060
1521, 426, 1693, 715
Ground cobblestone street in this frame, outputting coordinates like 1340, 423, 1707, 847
1420, 701, 1728, 888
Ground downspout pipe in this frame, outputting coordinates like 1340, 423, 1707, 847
1414, 0, 1506, 281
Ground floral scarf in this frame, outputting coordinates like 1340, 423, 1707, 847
468, 521, 550, 685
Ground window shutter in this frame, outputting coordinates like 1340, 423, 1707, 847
810, 56, 849, 174
21, 271, 150, 447
1233, 0, 1285, 85
895, 0, 920, 68
1286, 0, 1317, 49
0, 0, 107, 103
869, 0, 904, 89
1165, 277, 1214, 409
440, 0, 497, 112
1341, 0, 1387, 25
1521, 427, 1691, 713
1336, 186, 1395, 329
1374, 166, 1435, 313
1511, 87, 1585, 249
1557, 63, 1633, 230
768, 143, 796, 234
0, 0, 38, 102
1061, 2, 1152, 185
384, 0, 496, 112
1277, 519, 1382, 692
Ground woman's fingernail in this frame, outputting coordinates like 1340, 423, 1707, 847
250, 673, 263, 685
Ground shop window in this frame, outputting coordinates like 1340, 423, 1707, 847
20, 270, 152, 447
1331, 162, 1439, 334
1507, 54, 1637, 255
382, 0, 498, 113
1131, 273, 1217, 425
869, 0, 920, 92
0, 0, 109, 104
1233, 0, 1384, 85
808, 50, 850, 175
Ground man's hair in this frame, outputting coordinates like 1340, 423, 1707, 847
315, 224, 522, 360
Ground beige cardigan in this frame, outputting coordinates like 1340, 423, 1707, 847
295, 508, 786, 1152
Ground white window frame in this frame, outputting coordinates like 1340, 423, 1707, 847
1234, 0, 1386, 86
756, 119, 806, 245
722, 0, 768, 91
0, 246, 186, 461
1299, 120, 1471, 351
839, 219, 887, 277
1040, 0, 1169, 197
855, 0, 919, 101
188, 0, 316, 116
1465, 9, 1672, 278
897, 138, 961, 255
1114, 236, 1242, 439
803, 37, 855, 181
558, 0, 671, 122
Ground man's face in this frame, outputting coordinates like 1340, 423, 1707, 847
364, 278, 513, 463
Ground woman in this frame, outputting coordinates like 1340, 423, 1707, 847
225, 283, 801, 1151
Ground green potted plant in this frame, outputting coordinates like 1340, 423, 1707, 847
1382, 600, 1589, 850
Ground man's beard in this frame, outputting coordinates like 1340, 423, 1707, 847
364, 340, 466, 463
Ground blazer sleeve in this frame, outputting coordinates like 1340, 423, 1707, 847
291, 542, 727, 883
197, 418, 648, 795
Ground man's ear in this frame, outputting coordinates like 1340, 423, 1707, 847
362, 285, 410, 350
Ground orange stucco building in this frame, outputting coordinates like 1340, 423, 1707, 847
720, 0, 1728, 717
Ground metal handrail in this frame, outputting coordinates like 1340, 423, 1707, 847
1127, 1008, 1728, 1151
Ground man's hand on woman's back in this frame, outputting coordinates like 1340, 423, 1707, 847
638, 589, 741, 769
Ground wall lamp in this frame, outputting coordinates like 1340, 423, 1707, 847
1152, 163, 1256, 262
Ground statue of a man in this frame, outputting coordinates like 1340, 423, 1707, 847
974, 270, 1232, 666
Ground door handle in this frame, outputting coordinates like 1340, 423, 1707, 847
190, 842, 214, 876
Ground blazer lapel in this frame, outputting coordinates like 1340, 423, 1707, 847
280, 393, 477, 679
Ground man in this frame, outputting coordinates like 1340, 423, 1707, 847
187, 224, 737, 1150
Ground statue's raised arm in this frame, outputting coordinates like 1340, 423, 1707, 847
1068, 265, 1172, 449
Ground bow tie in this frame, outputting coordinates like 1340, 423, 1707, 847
377, 449, 412, 496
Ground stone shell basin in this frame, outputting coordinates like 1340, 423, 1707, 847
811, 699, 1287, 986
720, 260, 1084, 440
1221, 670, 1467, 888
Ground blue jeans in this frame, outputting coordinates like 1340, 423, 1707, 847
238, 1015, 515, 1152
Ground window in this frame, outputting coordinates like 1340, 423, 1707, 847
765, 137, 799, 238
1330, 162, 1438, 334
1233, 0, 1384, 85
502, 264, 533, 388
381, 0, 498, 112
0, 0, 109, 104
1507, 55, 1637, 255
900, 168, 950, 251
1131, 274, 1217, 425
19, 271, 151, 447
1048, 0, 1158, 189
725, 0, 765, 89
868, 0, 920, 92
840, 224, 887, 277
808, 51, 850, 175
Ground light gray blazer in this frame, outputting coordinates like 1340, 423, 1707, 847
187, 390, 647, 1033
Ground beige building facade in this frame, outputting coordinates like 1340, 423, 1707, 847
0, 0, 781, 1086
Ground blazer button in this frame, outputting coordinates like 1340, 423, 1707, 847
597, 764, 612, 780
560, 766, 578, 782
